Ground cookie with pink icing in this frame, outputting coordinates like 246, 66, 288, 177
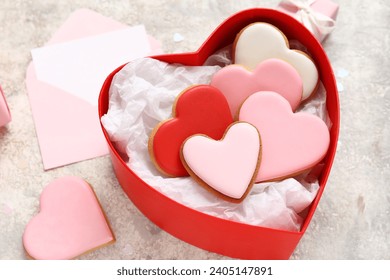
211, 58, 303, 117
238, 91, 330, 182
180, 122, 261, 202
23, 176, 115, 260
233, 22, 319, 101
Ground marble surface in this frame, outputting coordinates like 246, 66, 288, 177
0, 0, 389, 260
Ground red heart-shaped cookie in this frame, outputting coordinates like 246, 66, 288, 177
149, 85, 233, 177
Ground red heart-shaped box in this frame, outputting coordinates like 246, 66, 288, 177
98, 8, 339, 259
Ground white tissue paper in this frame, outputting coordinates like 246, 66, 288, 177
102, 47, 330, 232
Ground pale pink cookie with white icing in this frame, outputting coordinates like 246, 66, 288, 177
233, 22, 319, 101
180, 122, 261, 202
23, 176, 115, 260
211, 58, 303, 117
238, 91, 330, 182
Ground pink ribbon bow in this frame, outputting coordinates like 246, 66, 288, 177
280, 0, 336, 40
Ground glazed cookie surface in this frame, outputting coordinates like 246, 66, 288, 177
233, 22, 319, 101
181, 122, 261, 201
211, 59, 302, 117
239, 91, 330, 182
23, 176, 115, 260
149, 85, 233, 177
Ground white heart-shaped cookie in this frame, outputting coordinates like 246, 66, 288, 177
233, 22, 319, 100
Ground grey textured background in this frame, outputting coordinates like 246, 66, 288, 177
0, 0, 389, 259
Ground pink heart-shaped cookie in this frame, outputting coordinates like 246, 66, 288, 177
23, 177, 115, 260
211, 58, 303, 117
181, 122, 261, 201
239, 91, 330, 182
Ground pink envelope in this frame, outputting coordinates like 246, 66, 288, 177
26, 9, 162, 169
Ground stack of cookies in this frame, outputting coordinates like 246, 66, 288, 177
148, 23, 330, 202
